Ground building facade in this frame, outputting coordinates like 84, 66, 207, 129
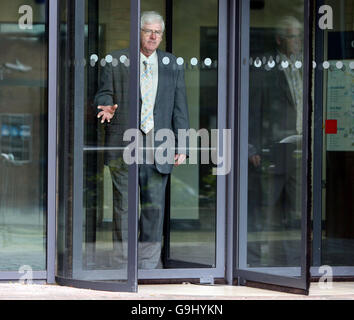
0, 0, 353, 294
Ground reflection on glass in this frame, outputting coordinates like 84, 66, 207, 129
248, 0, 304, 268
84, 0, 132, 279
0, 2, 47, 271
57, 0, 132, 281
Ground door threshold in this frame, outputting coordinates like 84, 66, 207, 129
138, 278, 226, 285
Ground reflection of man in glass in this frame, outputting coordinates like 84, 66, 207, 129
275, 16, 303, 138
249, 15, 303, 233
94, 11, 189, 269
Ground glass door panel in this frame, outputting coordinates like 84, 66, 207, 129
56, 0, 139, 292
236, 0, 310, 293
0, 0, 47, 276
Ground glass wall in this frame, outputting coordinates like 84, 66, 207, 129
166, 0, 218, 268
0, 0, 47, 271
321, 0, 354, 267
246, 0, 305, 270
83, 0, 132, 278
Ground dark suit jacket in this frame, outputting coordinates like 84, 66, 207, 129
249, 53, 301, 177
94, 48, 190, 174
249, 57, 298, 155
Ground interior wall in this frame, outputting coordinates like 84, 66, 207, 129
326, 0, 354, 31
0, 0, 46, 23
250, 0, 304, 28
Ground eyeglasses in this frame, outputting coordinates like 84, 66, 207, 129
141, 29, 163, 37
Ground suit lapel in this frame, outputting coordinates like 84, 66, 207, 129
154, 49, 165, 112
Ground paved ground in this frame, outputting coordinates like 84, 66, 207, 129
0, 282, 353, 300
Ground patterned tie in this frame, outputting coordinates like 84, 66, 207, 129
140, 61, 154, 134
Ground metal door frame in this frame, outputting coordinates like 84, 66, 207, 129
54, 0, 140, 292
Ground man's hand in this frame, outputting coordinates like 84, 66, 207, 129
97, 104, 118, 123
249, 154, 261, 167
174, 154, 187, 167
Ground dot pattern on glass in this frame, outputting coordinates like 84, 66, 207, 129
176, 57, 184, 66
88, 54, 354, 73
323, 61, 330, 69
295, 61, 302, 69
90, 54, 98, 62
248, 57, 353, 72
336, 61, 343, 69
191, 57, 198, 66
162, 57, 170, 65
112, 58, 118, 67
204, 58, 212, 67
281, 61, 289, 69
120, 55, 127, 64
268, 60, 275, 68
254, 58, 261, 68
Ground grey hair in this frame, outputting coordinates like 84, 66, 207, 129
275, 16, 303, 38
141, 11, 165, 33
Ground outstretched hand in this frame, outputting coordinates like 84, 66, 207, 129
174, 154, 187, 167
97, 104, 118, 123
249, 154, 261, 167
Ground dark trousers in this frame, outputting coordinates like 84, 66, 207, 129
109, 159, 169, 269
138, 164, 169, 268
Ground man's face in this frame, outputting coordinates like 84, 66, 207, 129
277, 27, 302, 58
140, 22, 163, 56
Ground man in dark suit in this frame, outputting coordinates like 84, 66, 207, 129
94, 11, 189, 269
248, 16, 303, 236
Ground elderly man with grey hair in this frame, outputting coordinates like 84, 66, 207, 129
94, 11, 189, 269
